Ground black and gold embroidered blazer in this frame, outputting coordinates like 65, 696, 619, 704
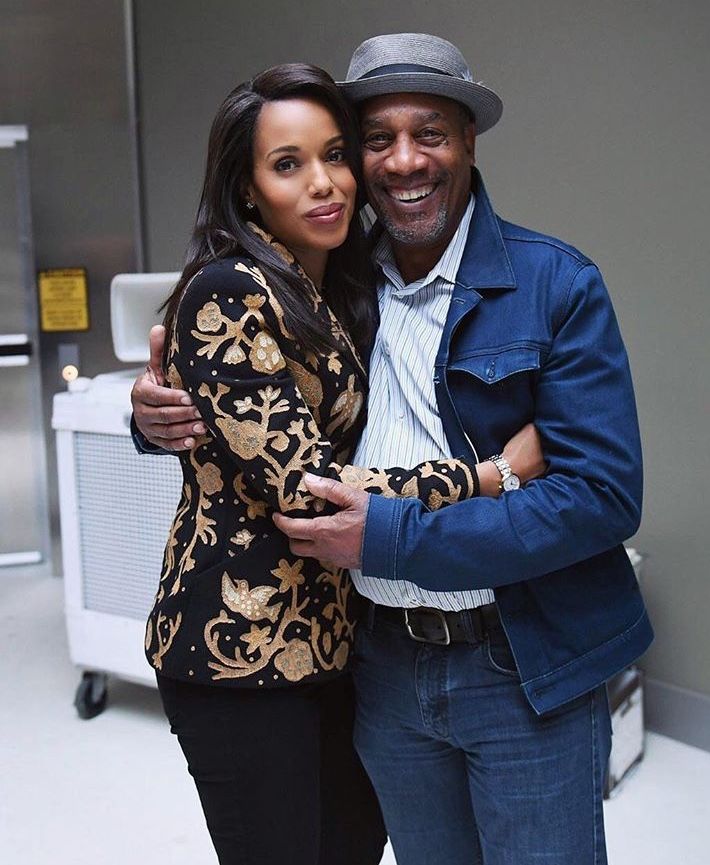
145, 230, 478, 688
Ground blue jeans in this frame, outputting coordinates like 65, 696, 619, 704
351, 609, 612, 865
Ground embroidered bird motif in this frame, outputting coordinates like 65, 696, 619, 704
326, 374, 363, 436
221, 573, 283, 623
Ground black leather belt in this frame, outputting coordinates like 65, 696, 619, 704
370, 602, 501, 646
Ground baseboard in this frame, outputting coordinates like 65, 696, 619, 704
644, 677, 710, 753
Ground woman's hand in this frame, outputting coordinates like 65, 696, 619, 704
478, 423, 547, 497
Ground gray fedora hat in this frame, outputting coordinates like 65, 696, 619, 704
339, 33, 503, 134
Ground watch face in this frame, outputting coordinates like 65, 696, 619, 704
503, 475, 521, 491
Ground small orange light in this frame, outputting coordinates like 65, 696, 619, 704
62, 364, 79, 382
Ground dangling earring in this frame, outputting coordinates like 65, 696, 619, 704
245, 200, 255, 210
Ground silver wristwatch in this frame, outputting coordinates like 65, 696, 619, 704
488, 454, 521, 493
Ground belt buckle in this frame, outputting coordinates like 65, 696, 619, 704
404, 608, 451, 646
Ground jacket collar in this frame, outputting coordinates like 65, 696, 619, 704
454, 169, 516, 292
434, 171, 515, 366
247, 221, 300, 268
246, 221, 368, 381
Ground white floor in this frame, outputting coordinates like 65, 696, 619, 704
2, 567, 709, 864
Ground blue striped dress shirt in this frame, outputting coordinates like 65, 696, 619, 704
352, 196, 496, 611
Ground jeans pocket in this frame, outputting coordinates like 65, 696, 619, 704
484, 631, 519, 677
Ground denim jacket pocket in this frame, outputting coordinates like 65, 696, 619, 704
449, 346, 541, 385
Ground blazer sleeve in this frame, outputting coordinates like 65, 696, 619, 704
172, 261, 478, 516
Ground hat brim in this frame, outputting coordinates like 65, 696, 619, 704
337, 73, 503, 134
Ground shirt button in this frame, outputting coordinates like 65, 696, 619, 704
383, 343, 390, 356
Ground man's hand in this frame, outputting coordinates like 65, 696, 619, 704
130, 325, 206, 451
272, 473, 369, 569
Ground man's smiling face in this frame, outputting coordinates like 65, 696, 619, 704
359, 92, 475, 251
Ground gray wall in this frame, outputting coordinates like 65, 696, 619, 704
135, 0, 710, 704
1, 0, 137, 568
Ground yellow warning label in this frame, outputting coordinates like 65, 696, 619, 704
38, 268, 90, 332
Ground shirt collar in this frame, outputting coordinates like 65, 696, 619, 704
373, 194, 476, 296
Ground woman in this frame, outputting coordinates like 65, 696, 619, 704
145, 63, 544, 864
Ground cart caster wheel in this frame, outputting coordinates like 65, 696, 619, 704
74, 671, 108, 719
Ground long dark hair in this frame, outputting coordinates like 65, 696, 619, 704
161, 63, 376, 363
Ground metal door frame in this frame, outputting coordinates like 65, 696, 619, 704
0, 125, 51, 568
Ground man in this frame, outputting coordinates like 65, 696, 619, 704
132, 33, 652, 865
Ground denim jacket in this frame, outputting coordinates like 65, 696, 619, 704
362, 171, 654, 714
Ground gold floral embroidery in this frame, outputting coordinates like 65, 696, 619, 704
195, 461, 223, 495
222, 417, 268, 460
401, 476, 421, 499
201, 383, 286, 462
231, 528, 256, 549
271, 558, 305, 592
160, 485, 191, 594
203, 580, 310, 680
190, 280, 292, 373
224, 341, 246, 365
200, 553, 354, 682
325, 303, 366, 379
336, 465, 398, 497
420, 459, 474, 510
191, 304, 246, 362
332, 459, 476, 511
151, 611, 183, 671
326, 375, 363, 437
247, 222, 295, 266
234, 258, 293, 342
234, 473, 268, 519
199, 382, 322, 512
316, 567, 354, 641
166, 362, 184, 390
168, 324, 179, 361
235, 262, 269, 290
240, 624, 272, 655
333, 642, 349, 670
274, 640, 314, 682
285, 358, 324, 411
249, 330, 285, 373
243, 292, 266, 310
196, 301, 223, 332
222, 574, 282, 623
171, 451, 221, 594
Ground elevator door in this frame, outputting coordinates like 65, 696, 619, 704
0, 127, 50, 567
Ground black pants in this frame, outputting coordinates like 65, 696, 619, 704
157, 672, 386, 865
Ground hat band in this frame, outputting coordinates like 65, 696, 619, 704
358, 63, 455, 80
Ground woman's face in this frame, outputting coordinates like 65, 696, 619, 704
247, 98, 357, 278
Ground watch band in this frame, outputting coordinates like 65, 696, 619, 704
488, 454, 511, 480
487, 454, 521, 493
